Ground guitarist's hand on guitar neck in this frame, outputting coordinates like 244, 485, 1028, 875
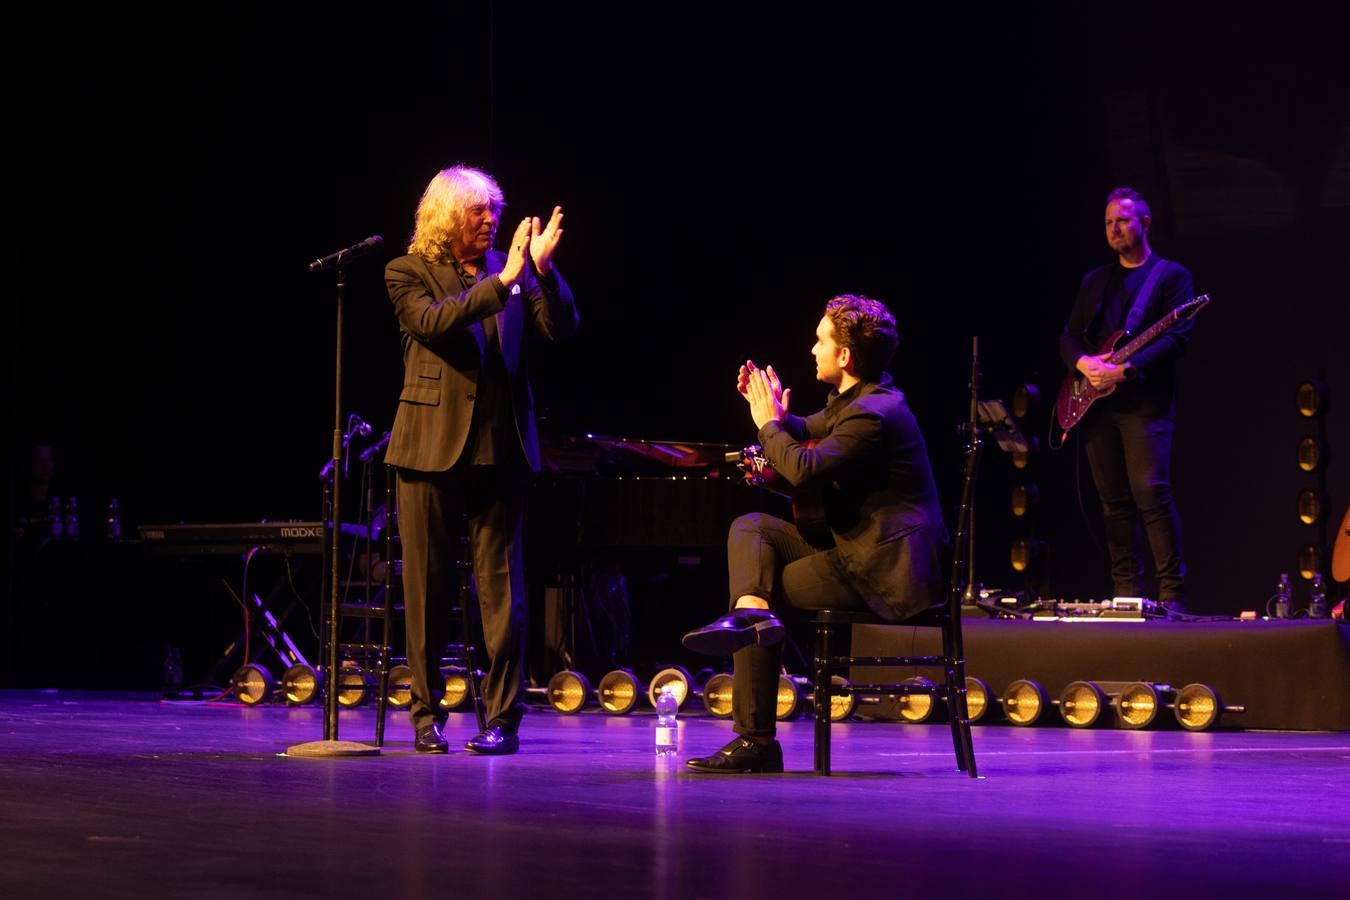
1075, 353, 1132, 390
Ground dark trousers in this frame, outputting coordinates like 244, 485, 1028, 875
1081, 409, 1186, 603
397, 465, 528, 734
726, 512, 875, 738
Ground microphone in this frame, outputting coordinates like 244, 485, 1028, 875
308, 235, 384, 272
348, 414, 373, 437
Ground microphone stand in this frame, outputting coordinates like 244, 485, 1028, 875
953, 336, 983, 607
288, 259, 379, 758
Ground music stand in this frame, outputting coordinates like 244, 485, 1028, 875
977, 400, 1031, 455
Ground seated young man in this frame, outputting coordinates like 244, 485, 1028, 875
682, 294, 946, 774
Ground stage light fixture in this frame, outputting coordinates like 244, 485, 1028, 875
385, 664, 413, 710
232, 664, 274, 706
1297, 437, 1323, 473
1296, 380, 1327, 418
439, 672, 471, 710
1010, 483, 1039, 518
1116, 681, 1164, 729
548, 669, 592, 714
1297, 490, 1324, 526
1001, 679, 1049, 726
647, 666, 693, 709
1174, 683, 1223, 732
964, 676, 992, 723
775, 675, 806, 720
823, 675, 855, 722
1010, 538, 1045, 573
1059, 680, 1109, 728
896, 676, 937, 723
336, 666, 370, 707
597, 669, 641, 715
1011, 384, 1041, 420
280, 663, 321, 705
1298, 545, 1322, 581
702, 673, 734, 718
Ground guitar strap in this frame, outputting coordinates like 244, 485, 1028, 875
1122, 256, 1171, 337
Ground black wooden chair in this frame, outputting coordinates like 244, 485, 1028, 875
811, 588, 977, 776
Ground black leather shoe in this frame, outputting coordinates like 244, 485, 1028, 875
686, 736, 784, 774
682, 609, 785, 656
414, 722, 448, 753
465, 723, 520, 755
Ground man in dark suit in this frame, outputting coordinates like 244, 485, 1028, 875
1060, 187, 1194, 612
682, 295, 946, 773
385, 165, 578, 755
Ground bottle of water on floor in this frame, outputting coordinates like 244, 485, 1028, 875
655, 684, 678, 756
1309, 574, 1328, 618
1274, 573, 1291, 619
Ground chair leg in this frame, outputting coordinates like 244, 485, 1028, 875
940, 617, 978, 778
940, 619, 966, 771
953, 655, 978, 779
814, 622, 833, 775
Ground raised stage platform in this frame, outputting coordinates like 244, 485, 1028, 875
854, 617, 1350, 731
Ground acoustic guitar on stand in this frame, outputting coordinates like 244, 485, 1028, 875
1055, 294, 1211, 438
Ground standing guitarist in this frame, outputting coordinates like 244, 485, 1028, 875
1060, 187, 1196, 613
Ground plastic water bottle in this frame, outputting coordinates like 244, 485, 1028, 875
48, 496, 64, 540
63, 496, 80, 541
1309, 574, 1328, 619
106, 497, 123, 541
1274, 573, 1291, 619
655, 684, 678, 756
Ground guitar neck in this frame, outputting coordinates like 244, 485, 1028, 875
1109, 306, 1182, 363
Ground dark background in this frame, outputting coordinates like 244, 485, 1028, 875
7, 2, 1349, 687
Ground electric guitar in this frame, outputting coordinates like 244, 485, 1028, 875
738, 440, 832, 549
1055, 294, 1211, 435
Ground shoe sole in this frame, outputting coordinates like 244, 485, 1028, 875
415, 745, 449, 754
682, 619, 786, 657
684, 760, 784, 774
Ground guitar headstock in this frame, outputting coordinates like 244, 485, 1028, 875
739, 444, 769, 486
1178, 294, 1211, 320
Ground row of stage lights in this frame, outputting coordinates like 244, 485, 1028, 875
544, 668, 858, 722
229, 662, 477, 711
231, 663, 856, 722
231, 663, 1232, 731
1294, 378, 1332, 583
546, 669, 1233, 730
966, 677, 1234, 731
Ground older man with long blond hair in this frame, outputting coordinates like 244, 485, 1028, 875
385, 165, 577, 755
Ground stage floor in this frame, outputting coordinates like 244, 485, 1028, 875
1, 692, 1346, 899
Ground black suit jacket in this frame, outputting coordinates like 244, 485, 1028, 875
384, 250, 578, 473
758, 376, 947, 619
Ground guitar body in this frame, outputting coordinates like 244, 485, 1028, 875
789, 456, 832, 550
740, 439, 833, 550
1333, 503, 1350, 584
1054, 329, 1124, 433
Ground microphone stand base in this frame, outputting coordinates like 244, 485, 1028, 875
285, 739, 380, 758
